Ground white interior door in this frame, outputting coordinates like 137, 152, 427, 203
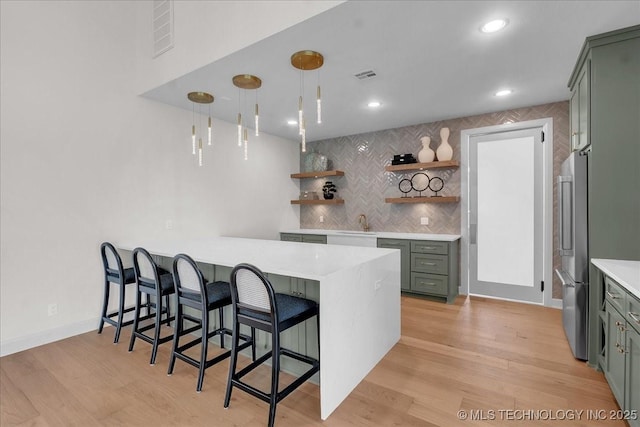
468, 127, 544, 304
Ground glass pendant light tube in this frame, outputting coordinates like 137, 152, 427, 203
237, 113, 242, 147
207, 103, 212, 146
255, 103, 259, 136
244, 128, 249, 160
198, 138, 203, 166
316, 85, 322, 124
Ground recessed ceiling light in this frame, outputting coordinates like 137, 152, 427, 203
495, 89, 513, 97
287, 119, 298, 125
368, 101, 381, 108
481, 19, 508, 33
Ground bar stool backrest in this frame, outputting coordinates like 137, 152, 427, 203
132, 247, 160, 288
230, 264, 277, 329
101, 242, 124, 283
173, 254, 207, 308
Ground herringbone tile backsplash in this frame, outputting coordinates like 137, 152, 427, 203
300, 101, 569, 299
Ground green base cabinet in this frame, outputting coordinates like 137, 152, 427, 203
377, 239, 411, 291
596, 268, 640, 427
378, 238, 459, 304
280, 233, 327, 244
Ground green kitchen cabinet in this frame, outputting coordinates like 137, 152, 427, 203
279, 233, 327, 244
626, 293, 640, 427
377, 238, 411, 291
604, 300, 627, 407
569, 59, 590, 152
378, 237, 459, 303
626, 324, 640, 427
595, 265, 640, 426
570, 25, 640, 368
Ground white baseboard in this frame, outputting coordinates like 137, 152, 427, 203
0, 317, 100, 357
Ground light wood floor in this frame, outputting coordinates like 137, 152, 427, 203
1, 296, 624, 426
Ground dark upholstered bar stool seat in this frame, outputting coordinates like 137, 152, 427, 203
98, 242, 137, 344
128, 247, 175, 365
168, 254, 254, 392
224, 263, 319, 427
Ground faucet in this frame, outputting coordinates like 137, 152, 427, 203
358, 214, 370, 232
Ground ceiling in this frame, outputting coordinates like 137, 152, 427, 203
142, 1, 640, 143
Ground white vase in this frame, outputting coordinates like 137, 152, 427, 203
436, 127, 453, 161
418, 136, 435, 163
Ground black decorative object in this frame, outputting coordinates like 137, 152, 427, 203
429, 176, 444, 197
410, 172, 430, 197
322, 181, 337, 200
391, 153, 417, 165
398, 178, 412, 198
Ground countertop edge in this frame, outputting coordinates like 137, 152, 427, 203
281, 229, 461, 242
591, 258, 640, 300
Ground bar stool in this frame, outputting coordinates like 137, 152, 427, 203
168, 254, 254, 392
224, 263, 319, 427
128, 247, 175, 365
98, 242, 137, 343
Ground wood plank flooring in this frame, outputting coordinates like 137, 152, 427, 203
1, 296, 624, 426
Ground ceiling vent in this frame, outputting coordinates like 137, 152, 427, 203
152, 0, 174, 58
354, 70, 377, 80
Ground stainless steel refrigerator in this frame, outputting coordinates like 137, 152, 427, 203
556, 152, 589, 360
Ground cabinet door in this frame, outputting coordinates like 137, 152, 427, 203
570, 87, 580, 151
377, 239, 410, 291
576, 61, 590, 151
605, 301, 626, 408
626, 325, 640, 427
281, 233, 302, 242
302, 234, 327, 244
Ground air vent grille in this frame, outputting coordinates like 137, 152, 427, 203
153, 0, 174, 58
354, 70, 377, 80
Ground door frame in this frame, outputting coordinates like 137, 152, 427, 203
460, 118, 555, 307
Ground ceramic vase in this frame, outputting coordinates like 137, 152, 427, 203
418, 136, 435, 163
436, 127, 453, 161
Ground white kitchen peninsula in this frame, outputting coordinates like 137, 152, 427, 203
117, 237, 400, 420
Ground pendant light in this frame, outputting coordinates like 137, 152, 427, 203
187, 92, 214, 166
291, 50, 324, 152
232, 74, 262, 160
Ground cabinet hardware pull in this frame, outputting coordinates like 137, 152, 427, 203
629, 312, 640, 324
424, 282, 435, 286
615, 321, 624, 326
606, 291, 620, 299
422, 262, 436, 266
618, 347, 625, 354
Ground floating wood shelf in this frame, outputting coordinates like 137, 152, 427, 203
290, 170, 345, 179
291, 199, 345, 205
385, 160, 459, 172
385, 196, 460, 204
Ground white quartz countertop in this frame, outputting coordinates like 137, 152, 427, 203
117, 237, 397, 282
281, 229, 461, 242
592, 259, 640, 300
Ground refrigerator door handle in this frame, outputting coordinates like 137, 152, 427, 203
555, 269, 575, 288
557, 175, 574, 256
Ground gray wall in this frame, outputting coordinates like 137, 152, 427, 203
300, 101, 569, 298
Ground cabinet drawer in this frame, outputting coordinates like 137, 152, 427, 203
605, 277, 626, 314
302, 234, 327, 244
411, 253, 448, 275
410, 273, 448, 296
627, 293, 640, 332
280, 233, 302, 242
411, 240, 448, 255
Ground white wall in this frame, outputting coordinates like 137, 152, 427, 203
135, 0, 344, 94
0, 0, 301, 356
